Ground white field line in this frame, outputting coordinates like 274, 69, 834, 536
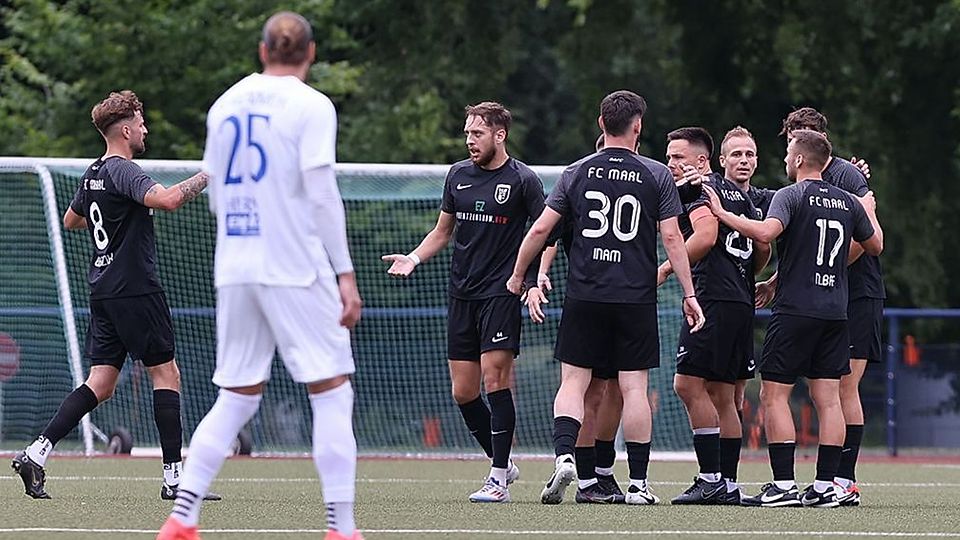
3, 476, 960, 488
1, 528, 960, 537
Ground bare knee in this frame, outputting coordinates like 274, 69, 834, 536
85, 371, 119, 402
673, 376, 702, 404
148, 360, 181, 392
306, 375, 348, 395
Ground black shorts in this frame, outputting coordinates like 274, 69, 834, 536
86, 292, 176, 368
555, 297, 658, 373
676, 301, 754, 384
759, 314, 851, 385
849, 298, 883, 363
447, 295, 521, 361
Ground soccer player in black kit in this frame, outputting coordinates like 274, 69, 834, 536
779, 108, 884, 506
659, 127, 770, 505
11, 91, 215, 501
508, 90, 704, 506
703, 130, 883, 508
382, 102, 544, 503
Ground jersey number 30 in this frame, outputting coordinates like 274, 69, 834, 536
223, 114, 271, 184
582, 191, 641, 241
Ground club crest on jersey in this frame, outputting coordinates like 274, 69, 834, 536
494, 183, 511, 204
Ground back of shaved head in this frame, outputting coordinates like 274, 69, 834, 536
262, 11, 313, 66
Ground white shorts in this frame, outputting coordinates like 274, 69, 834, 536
214, 280, 355, 388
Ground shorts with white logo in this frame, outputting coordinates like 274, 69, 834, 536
759, 314, 851, 385
87, 291, 175, 368
676, 300, 754, 384
849, 298, 883, 363
555, 297, 658, 373
214, 280, 354, 388
447, 295, 521, 361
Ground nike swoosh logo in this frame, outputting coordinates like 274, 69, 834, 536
492, 336, 509, 343
676, 351, 689, 358
491, 430, 509, 435
760, 492, 789, 503
456, 183, 472, 190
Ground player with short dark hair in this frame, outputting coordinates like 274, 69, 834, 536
659, 127, 770, 505
12, 90, 212, 501
533, 133, 626, 504
508, 90, 705, 506
770, 108, 884, 505
703, 129, 883, 508
383, 101, 546, 503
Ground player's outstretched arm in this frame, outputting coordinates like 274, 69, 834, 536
754, 240, 772, 274
142, 172, 210, 211
703, 185, 782, 243
657, 205, 717, 285
507, 207, 562, 296
660, 216, 705, 332
382, 211, 456, 277
63, 208, 87, 230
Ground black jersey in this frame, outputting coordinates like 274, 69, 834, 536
766, 179, 875, 320
69, 157, 162, 300
440, 157, 545, 299
747, 185, 775, 219
546, 147, 682, 304
821, 156, 886, 300
685, 174, 760, 305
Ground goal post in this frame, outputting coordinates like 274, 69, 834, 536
0, 157, 692, 456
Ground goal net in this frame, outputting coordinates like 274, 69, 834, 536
0, 158, 690, 456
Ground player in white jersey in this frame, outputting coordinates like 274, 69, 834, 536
158, 12, 363, 540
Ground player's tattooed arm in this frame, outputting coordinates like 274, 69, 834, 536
143, 172, 210, 211
177, 172, 210, 204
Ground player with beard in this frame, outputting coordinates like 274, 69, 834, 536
509, 90, 704, 506
775, 108, 883, 506
13, 91, 213, 502
658, 127, 769, 505
704, 130, 882, 508
383, 102, 545, 503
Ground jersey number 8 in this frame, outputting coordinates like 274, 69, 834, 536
89, 201, 109, 251
582, 190, 641, 241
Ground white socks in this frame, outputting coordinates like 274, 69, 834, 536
171, 390, 262, 527
26, 436, 53, 467
489, 467, 507, 486
310, 382, 358, 535
163, 461, 183, 486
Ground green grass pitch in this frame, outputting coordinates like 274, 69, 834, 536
2, 457, 960, 539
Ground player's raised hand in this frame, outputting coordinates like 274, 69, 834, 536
755, 280, 775, 308
677, 164, 705, 187
381, 253, 417, 277
506, 274, 525, 296
683, 295, 706, 333
850, 156, 871, 179
537, 272, 553, 291
523, 286, 549, 324
337, 273, 363, 329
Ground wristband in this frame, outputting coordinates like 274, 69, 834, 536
407, 252, 421, 266
683, 294, 696, 299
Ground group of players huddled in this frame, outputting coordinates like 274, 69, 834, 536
386, 92, 883, 508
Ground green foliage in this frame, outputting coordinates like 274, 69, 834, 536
2, 0, 959, 309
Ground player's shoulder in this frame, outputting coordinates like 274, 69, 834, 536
507, 157, 541, 182
824, 156, 868, 193
631, 153, 672, 182
103, 156, 146, 178
446, 158, 474, 180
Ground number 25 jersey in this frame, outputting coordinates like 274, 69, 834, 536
203, 73, 338, 288
546, 147, 682, 304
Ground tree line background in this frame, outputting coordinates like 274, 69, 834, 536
2, 0, 959, 311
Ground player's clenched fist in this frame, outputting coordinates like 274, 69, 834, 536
381, 253, 418, 277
